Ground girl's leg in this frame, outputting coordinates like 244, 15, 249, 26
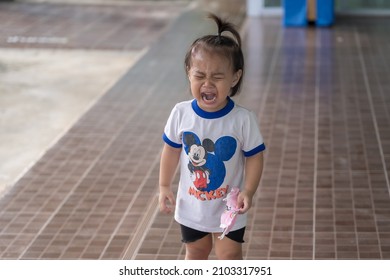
213, 233, 243, 260
185, 234, 213, 260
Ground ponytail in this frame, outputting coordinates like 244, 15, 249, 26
208, 13, 241, 47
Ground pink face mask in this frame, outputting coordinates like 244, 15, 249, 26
218, 187, 240, 240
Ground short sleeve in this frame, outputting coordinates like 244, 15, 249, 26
242, 111, 265, 157
162, 105, 182, 148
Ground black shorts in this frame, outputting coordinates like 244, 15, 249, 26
180, 224, 245, 244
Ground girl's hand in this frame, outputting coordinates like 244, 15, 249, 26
237, 190, 254, 214
159, 187, 176, 214
238, 152, 263, 214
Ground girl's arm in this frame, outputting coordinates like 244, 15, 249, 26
238, 152, 264, 214
159, 143, 181, 214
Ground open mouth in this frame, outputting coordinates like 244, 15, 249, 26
201, 92, 216, 103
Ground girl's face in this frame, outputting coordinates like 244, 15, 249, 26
187, 48, 242, 112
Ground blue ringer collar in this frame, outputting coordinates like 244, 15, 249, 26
191, 97, 234, 119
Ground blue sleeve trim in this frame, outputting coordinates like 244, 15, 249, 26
163, 133, 182, 149
243, 143, 265, 157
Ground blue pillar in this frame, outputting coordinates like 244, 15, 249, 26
316, 0, 334, 27
283, 0, 308, 27
283, 0, 334, 27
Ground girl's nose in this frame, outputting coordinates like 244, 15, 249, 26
203, 78, 213, 87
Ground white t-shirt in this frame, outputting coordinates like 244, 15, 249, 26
163, 98, 265, 233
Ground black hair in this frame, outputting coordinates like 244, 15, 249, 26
184, 13, 244, 97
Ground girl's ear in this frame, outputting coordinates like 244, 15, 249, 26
231, 69, 242, 88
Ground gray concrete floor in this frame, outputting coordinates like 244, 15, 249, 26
0, 0, 191, 197
0, 48, 144, 196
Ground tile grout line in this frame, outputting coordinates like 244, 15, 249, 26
258, 29, 283, 260
326, 33, 338, 259
354, 28, 386, 259
339, 56, 360, 259
354, 30, 390, 199
256, 28, 282, 123
342, 47, 365, 259
312, 43, 320, 261
370, 30, 388, 259
290, 63, 308, 260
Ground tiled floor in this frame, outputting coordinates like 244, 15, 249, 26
1, 2, 390, 259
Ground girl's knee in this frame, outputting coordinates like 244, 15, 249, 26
184, 235, 212, 260
185, 251, 206, 260
214, 235, 243, 260
185, 245, 212, 260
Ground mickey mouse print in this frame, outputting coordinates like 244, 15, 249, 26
183, 131, 237, 201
